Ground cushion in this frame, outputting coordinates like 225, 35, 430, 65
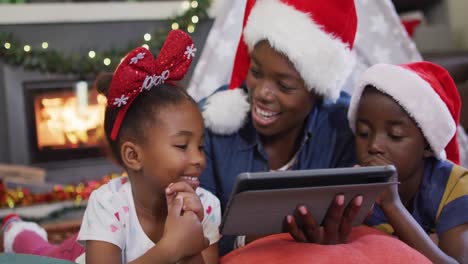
221, 226, 431, 264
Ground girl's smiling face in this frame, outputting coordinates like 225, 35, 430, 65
137, 100, 206, 192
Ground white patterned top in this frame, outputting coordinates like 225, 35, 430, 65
77, 177, 221, 263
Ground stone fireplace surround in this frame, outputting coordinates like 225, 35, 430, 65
0, 64, 121, 184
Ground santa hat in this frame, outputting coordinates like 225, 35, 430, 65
203, 0, 358, 135
348, 62, 461, 164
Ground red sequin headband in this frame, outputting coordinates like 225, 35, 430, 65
107, 30, 196, 140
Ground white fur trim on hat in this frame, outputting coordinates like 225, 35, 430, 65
203, 88, 250, 135
243, 0, 355, 102
348, 64, 456, 159
3, 221, 48, 253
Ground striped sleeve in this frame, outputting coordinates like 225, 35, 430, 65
435, 165, 468, 235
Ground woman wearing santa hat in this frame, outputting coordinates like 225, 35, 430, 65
201, 0, 362, 254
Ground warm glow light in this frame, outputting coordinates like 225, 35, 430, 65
7, 197, 14, 208
97, 94, 107, 105
144, 33, 151, 41
191, 15, 199, 23
4, 42, 11, 50
88, 51, 96, 58
171, 22, 179, 30
24, 45, 31, 52
103, 58, 111, 66
35, 92, 107, 149
42, 42, 49, 49
182, 1, 190, 9
191, 1, 198, 8
187, 25, 195, 33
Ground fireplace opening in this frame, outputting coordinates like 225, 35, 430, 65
24, 80, 107, 163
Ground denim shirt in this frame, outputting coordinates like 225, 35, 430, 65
200, 89, 357, 211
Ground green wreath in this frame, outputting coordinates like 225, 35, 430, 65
0, 0, 211, 77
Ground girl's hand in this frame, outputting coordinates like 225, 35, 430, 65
159, 192, 209, 262
166, 182, 204, 221
360, 155, 400, 209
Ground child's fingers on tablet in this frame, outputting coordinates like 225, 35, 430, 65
283, 215, 308, 243
339, 195, 363, 243
295, 205, 321, 243
322, 194, 346, 245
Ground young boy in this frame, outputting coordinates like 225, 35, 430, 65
348, 62, 468, 263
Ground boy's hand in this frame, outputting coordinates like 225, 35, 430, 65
359, 154, 392, 167
159, 192, 209, 262
360, 155, 400, 209
166, 182, 204, 222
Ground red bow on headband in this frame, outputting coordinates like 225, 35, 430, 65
107, 29, 196, 140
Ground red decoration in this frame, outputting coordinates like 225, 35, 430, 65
107, 29, 196, 140
402, 19, 422, 38
0, 173, 125, 209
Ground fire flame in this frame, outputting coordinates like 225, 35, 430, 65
36, 93, 107, 149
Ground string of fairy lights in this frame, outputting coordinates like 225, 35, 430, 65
0, 0, 211, 76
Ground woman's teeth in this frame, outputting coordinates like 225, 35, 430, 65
182, 176, 198, 181
255, 106, 278, 118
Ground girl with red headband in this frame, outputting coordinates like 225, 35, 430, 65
1, 30, 220, 264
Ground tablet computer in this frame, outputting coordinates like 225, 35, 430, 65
220, 166, 397, 236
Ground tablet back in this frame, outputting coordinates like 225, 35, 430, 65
220, 166, 397, 235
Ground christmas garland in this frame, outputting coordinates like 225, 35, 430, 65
0, 0, 211, 77
0, 173, 125, 209
0, 173, 125, 222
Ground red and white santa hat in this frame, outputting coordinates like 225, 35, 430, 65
203, 0, 358, 135
348, 62, 461, 164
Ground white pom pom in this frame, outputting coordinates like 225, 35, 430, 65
202, 89, 250, 135
3, 221, 48, 253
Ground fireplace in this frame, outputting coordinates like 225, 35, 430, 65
24, 80, 107, 163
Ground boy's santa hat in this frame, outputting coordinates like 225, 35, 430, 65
348, 62, 461, 164
203, 0, 358, 135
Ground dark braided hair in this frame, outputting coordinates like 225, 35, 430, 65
95, 73, 197, 165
